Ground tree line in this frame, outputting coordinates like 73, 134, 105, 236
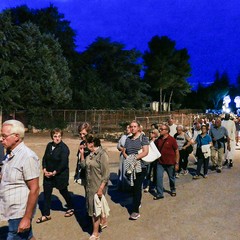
0, 5, 239, 127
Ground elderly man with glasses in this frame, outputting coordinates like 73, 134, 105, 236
0, 120, 40, 240
154, 124, 180, 200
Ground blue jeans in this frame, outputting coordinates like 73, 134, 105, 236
8, 218, 33, 240
156, 163, 176, 197
143, 161, 157, 189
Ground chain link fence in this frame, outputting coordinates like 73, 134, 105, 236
52, 109, 205, 134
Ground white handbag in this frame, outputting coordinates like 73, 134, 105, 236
138, 140, 161, 163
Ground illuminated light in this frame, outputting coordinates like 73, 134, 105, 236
223, 96, 231, 108
234, 96, 240, 108
225, 108, 231, 113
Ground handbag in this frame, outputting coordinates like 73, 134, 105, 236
138, 140, 161, 163
183, 142, 193, 154
186, 144, 193, 154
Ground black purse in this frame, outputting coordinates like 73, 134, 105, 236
183, 142, 193, 154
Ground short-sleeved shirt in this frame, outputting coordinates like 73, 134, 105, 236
174, 133, 190, 150
124, 134, 149, 168
209, 126, 228, 148
0, 142, 40, 220
195, 134, 212, 147
155, 135, 178, 165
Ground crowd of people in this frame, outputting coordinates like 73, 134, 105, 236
0, 120, 110, 240
0, 114, 239, 240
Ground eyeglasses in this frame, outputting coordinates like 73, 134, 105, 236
53, 135, 62, 138
0, 133, 16, 140
160, 128, 167, 131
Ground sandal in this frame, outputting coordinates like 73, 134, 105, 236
36, 215, 51, 224
89, 235, 100, 240
100, 223, 108, 230
64, 209, 74, 217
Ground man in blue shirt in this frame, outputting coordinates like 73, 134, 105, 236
209, 117, 230, 173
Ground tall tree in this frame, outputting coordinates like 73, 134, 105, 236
7, 4, 77, 58
143, 36, 191, 111
75, 37, 149, 109
0, 12, 72, 126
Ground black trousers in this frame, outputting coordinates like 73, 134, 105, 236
132, 168, 147, 213
43, 178, 73, 216
178, 149, 189, 172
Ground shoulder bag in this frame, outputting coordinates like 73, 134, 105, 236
138, 139, 161, 163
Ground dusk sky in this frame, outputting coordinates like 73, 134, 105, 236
0, 0, 239, 89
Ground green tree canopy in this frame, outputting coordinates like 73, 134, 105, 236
143, 35, 191, 111
0, 12, 72, 126
74, 37, 150, 109
6, 4, 77, 58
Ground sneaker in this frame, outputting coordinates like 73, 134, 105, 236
228, 161, 233, 168
129, 212, 140, 220
193, 175, 200, 180
183, 170, 189, 175
153, 195, 164, 200
143, 187, 149, 193
175, 173, 180, 178
216, 168, 222, 173
210, 165, 216, 171
203, 175, 208, 178
223, 160, 228, 166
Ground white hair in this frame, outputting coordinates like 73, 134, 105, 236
3, 120, 25, 139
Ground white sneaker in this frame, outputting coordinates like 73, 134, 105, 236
183, 170, 189, 175
129, 212, 140, 220
143, 187, 149, 193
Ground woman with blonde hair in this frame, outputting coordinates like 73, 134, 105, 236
74, 122, 92, 187
122, 120, 149, 220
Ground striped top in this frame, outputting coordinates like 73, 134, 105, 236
0, 142, 40, 220
124, 134, 149, 168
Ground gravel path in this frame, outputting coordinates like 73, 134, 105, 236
1, 133, 240, 240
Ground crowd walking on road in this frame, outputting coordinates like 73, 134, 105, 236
0, 113, 239, 240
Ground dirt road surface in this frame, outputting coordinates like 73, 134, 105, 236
1, 132, 240, 240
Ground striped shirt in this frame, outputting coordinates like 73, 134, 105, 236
0, 142, 40, 220
124, 134, 149, 168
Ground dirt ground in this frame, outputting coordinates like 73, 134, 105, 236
1, 132, 240, 240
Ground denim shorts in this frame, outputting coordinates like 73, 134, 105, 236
7, 218, 33, 240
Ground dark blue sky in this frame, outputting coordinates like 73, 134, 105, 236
1, 0, 239, 89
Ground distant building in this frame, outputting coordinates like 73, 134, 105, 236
144, 101, 170, 112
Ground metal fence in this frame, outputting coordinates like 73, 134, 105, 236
52, 109, 205, 134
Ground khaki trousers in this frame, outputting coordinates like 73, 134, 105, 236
211, 147, 224, 169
